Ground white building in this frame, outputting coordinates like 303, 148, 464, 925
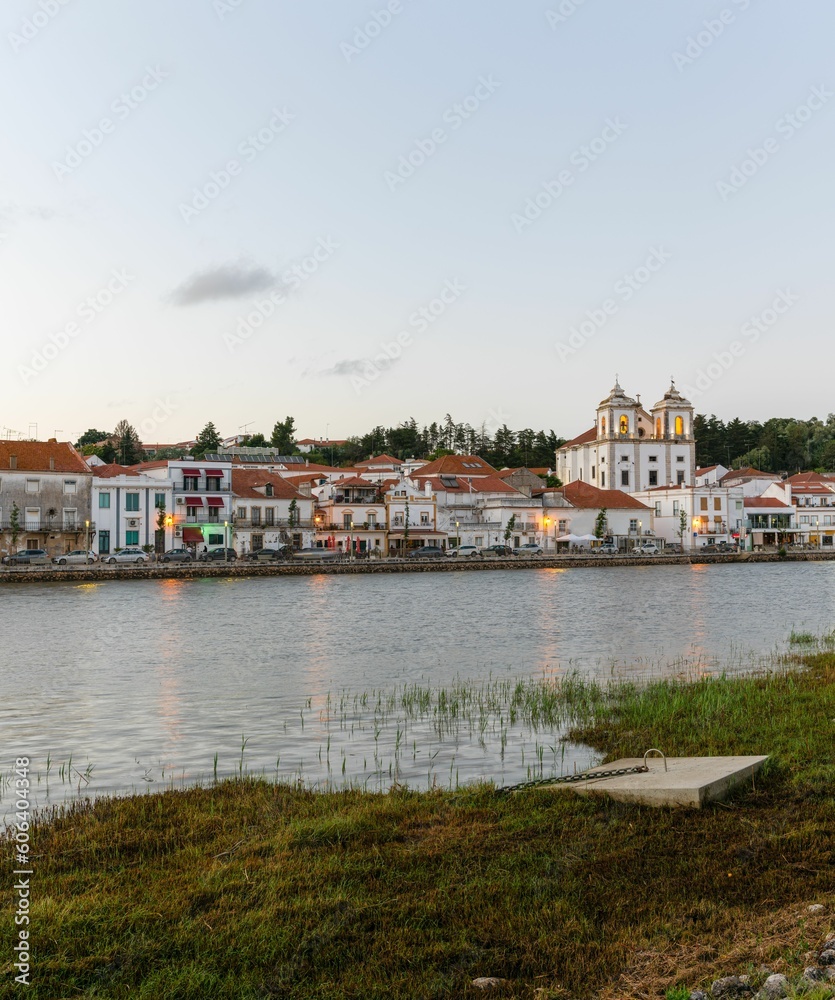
556, 380, 696, 493
231, 469, 314, 553
634, 483, 745, 550
547, 481, 654, 551
139, 459, 235, 552
92, 466, 174, 555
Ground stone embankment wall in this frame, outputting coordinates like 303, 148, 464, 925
2, 551, 835, 583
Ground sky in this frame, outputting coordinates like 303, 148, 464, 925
2, 0, 834, 446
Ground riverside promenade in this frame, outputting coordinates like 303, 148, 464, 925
1, 550, 835, 582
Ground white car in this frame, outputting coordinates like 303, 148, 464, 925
447, 545, 482, 558
105, 547, 148, 564
53, 549, 98, 565
638, 543, 660, 555
513, 543, 543, 556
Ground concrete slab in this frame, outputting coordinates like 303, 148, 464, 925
545, 756, 768, 808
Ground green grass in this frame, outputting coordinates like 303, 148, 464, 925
2, 654, 835, 999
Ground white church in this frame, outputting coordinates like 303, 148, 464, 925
556, 379, 696, 493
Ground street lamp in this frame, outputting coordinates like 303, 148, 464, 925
224, 520, 228, 563
455, 520, 459, 548
544, 516, 550, 552
350, 519, 354, 559
85, 519, 90, 556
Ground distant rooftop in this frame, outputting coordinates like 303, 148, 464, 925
209, 450, 306, 464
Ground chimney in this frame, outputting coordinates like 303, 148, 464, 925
9, 455, 16, 470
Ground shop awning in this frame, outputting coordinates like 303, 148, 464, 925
205, 469, 224, 478
182, 469, 201, 477
206, 497, 224, 507
185, 496, 203, 505
182, 527, 203, 542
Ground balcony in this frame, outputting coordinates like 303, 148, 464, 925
0, 520, 94, 533
233, 518, 316, 530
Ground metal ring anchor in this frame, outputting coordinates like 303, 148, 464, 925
643, 748, 668, 772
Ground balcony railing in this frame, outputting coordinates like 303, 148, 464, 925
233, 518, 316, 530
0, 520, 94, 532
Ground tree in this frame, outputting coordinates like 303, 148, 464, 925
545, 475, 562, 488
156, 503, 167, 554
594, 508, 608, 539
245, 432, 268, 448
9, 502, 20, 549
679, 508, 689, 551
270, 417, 296, 454
113, 419, 142, 465
819, 440, 835, 472
153, 447, 189, 460
75, 428, 111, 448
403, 500, 410, 547
193, 422, 221, 459
504, 514, 517, 544
288, 498, 298, 527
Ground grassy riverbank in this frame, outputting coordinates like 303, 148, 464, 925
3, 654, 835, 999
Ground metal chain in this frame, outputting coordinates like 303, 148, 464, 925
497, 764, 649, 795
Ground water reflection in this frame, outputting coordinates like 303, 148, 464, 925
2, 562, 834, 820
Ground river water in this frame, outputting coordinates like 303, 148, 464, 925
2, 563, 833, 821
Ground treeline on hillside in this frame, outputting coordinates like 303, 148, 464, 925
695, 414, 835, 473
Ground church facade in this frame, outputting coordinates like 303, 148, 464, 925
556, 380, 696, 494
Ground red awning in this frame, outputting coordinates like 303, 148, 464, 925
182, 527, 203, 542
185, 496, 203, 505
205, 469, 224, 477
182, 469, 201, 477
206, 497, 224, 507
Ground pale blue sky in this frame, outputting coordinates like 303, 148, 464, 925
2, 0, 833, 445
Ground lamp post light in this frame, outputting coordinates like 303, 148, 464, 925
350, 520, 354, 560
224, 520, 228, 563
455, 520, 460, 548
85, 519, 90, 557
544, 516, 551, 553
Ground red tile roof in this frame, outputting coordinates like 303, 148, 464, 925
562, 481, 651, 510
560, 427, 597, 449
421, 475, 522, 495
410, 455, 498, 477
0, 440, 90, 474
93, 464, 140, 478
334, 476, 377, 488
356, 454, 402, 467
720, 467, 778, 482
743, 497, 792, 509
231, 469, 305, 500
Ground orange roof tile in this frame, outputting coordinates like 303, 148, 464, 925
560, 427, 597, 449
562, 481, 650, 510
231, 469, 305, 500
410, 455, 498, 478
0, 440, 90, 474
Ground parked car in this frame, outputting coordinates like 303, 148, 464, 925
200, 547, 238, 562
245, 547, 287, 562
292, 547, 340, 561
513, 543, 543, 556
52, 549, 98, 565
447, 545, 482, 558
638, 542, 660, 555
480, 545, 514, 557
2, 548, 49, 565
702, 542, 737, 553
665, 543, 683, 554
407, 546, 445, 558
160, 548, 193, 563
596, 543, 619, 555
105, 547, 148, 564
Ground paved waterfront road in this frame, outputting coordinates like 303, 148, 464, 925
1, 562, 833, 820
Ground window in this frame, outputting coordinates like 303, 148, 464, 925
675, 416, 684, 435
265, 508, 275, 526
237, 507, 246, 519
343, 513, 353, 529
184, 476, 199, 490
26, 479, 39, 493
600, 417, 606, 434
251, 508, 261, 526
558, 520, 568, 533
800, 515, 810, 524
677, 471, 685, 485
655, 502, 661, 516
673, 501, 680, 515
700, 498, 708, 510
63, 509, 78, 529
474, 536, 484, 547
25, 508, 40, 529
206, 476, 221, 491
154, 493, 166, 509
649, 470, 658, 486
714, 498, 721, 511
619, 415, 628, 435
125, 530, 139, 546
655, 417, 662, 438
600, 471, 605, 487
591, 466, 596, 479
629, 519, 638, 533
63, 479, 77, 494
621, 470, 629, 487
125, 493, 140, 512
265, 484, 274, 497
252, 534, 264, 551
99, 530, 110, 555
620, 455, 629, 462
649, 455, 657, 462
676, 456, 685, 463
208, 533, 223, 545
99, 493, 111, 508
420, 512, 429, 525
367, 513, 377, 527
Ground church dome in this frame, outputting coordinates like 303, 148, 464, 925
598, 378, 637, 408
652, 380, 691, 410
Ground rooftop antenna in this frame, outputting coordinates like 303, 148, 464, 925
239, 421, 253, 443
28, 423, 38, 440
